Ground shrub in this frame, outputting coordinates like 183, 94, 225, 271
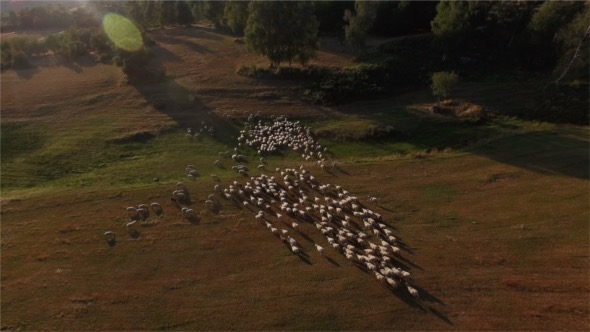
531, 82, 589, 124
11, 51, 30, 69
98, 52, 111, 64
431, 71, 459, 103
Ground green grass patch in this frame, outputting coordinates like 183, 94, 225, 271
313, 118, 383, 141
0, 122, 46, 162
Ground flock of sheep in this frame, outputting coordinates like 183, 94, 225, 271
107, 115, 420, 301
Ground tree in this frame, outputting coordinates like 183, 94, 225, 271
8, 10, 19, 28
430, 1, 470, 52
553, 6, 590, 83
142, 1, 159, 27
244, 1, 319, 67
200, 1, 226, 28
431, 71, 459, 105
371, 1, 437, 37
159, 1, 176, 26
528, 1, 587, 74
224, 1, 249, 35
343, 1, 378, 51
176, 1, 194, 26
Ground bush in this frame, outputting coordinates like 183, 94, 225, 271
531, 83, 589, 124
302, 65, 385, 105
235, 64, 271, 78
1, 41, 13, 69
11, 51, 30, 69
431, 71, 459, 102
236, 63, 387, 105
98, 52, 111, 63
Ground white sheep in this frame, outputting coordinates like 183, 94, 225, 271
150, 202, 163, 216
104, 231, 116, 242
406, 284, 419, 299
181, 207, 199, 222
126, 207, 138, 219
315, 244, 324, 255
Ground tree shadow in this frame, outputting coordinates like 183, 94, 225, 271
472, 129, 589, 180
128, 69, 242, 148
162, 35, 214, 54
14, 66, 39, 79
156, 25, 225, 42
150, 43, 184, 63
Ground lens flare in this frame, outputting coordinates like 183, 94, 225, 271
102, 13, 142, 52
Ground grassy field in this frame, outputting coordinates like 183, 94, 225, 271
1, 25, 588, 330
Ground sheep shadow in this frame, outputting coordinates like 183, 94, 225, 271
186, 216, 201, 225
387, 287, 427, 312
335, 167, 350, 175
325, 256, 340, 267
413, 284, 445, 306
427, 306, 453, 325
297, 231, 314, 243
296, 253, 312, 265
106, 239, 117, 247
128, 230, 141, 239
207, 204, 221, 215
397, 255, 423, 271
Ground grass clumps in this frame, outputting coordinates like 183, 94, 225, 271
313, 118, 392, 142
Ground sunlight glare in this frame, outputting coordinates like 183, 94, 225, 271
102, 13, 142, 52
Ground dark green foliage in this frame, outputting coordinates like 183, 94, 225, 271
528, 1, 588, 79
431, 71, 459, 102
553, 6, 590, 82
176, 1, 194, 26
114, 46, 151, 79
62, 41, 87, 59
224, 1, 249, 35
142, 1, 160, 27
1, 41, 12, 69
343, 1, 378, 51
236, 64, 386, 105
197, 1, 226, 28
430, 1, 471, 52
159, 1, 177, 26
245, 1, 319, 67
314, 1, 354, 34
371, 1, 437, 37
303, 65, 384, 105
531, 82, 589, 124
89, 32, 111, 53
11, 51, 29, 68
125, 1, 145, 27
356, 34, 437, 87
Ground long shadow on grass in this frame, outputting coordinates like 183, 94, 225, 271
325, 256, 340, 267
129, 72, 242, 149
472, 129, 589, 180
155, 25, 225, 42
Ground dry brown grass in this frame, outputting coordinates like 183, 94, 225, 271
1, 150, 588, 330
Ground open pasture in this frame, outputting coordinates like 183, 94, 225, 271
1, 25, 588, 330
